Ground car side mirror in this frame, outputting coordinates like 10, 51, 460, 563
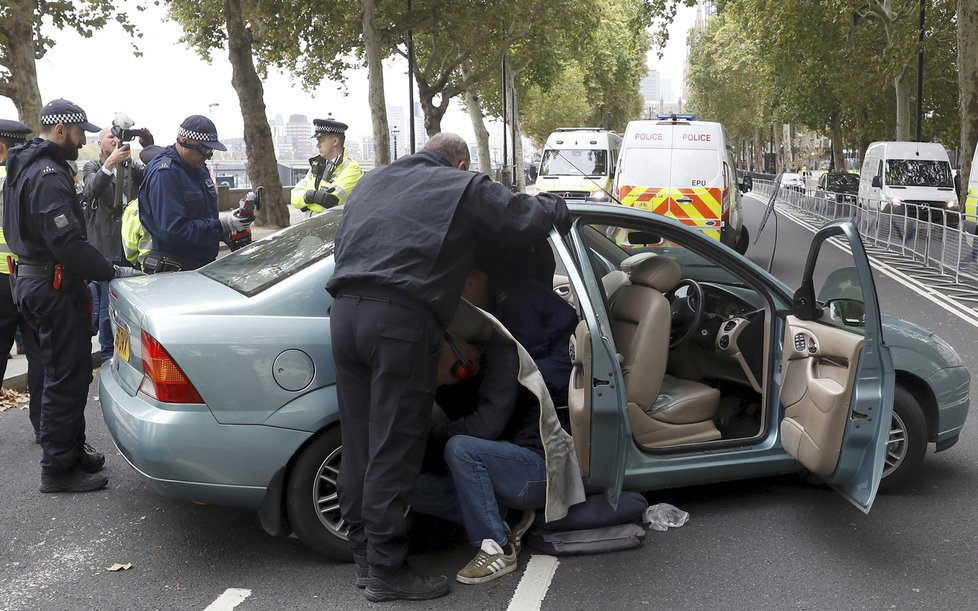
823, 298, 865, 327
871, 176, 882, 188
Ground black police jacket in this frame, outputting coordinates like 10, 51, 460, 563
2, 138, 114, 281
326, 149, 563, 327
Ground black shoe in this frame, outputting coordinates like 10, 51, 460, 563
365, 565, 450, 602
40, 465, 108, 493
77, 443, 105, 474
353, 551, 369, 589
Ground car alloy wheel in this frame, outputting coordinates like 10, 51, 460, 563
286, 427, 352, 560
878, 385, 927, 492
883, 410, 908, 478
312, 444, 347, 538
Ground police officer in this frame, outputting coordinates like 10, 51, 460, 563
138, 115, 253, 272
290, 116, 363, 214
0, 119, 43, 441
2, 99, 143, 493
325, 132, 570, 602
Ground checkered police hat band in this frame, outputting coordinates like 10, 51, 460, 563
40, 112, 88, 125
316, 125, 344, 134
179, 127, 218, 142
0, 131, 26, 139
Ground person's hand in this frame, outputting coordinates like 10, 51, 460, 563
105, 144, 131, 171
232, 209, 256, 228
536, 192, 572, 234
113, 264, 144, 278
220, 212, 247, 234
138, 129, 154, 148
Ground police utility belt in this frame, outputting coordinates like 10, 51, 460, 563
16, 261, 75, 287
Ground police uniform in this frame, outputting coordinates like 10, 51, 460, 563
138, 116, 226, 272
2, 99, 131, 492
290, 118, 363, 214
325, 140, 569, 599
0, 119, 43, 438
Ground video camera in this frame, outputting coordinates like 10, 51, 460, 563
111, 112, 153, 145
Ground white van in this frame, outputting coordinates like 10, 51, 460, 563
613, 115, 748, 253
536, 128, 622, 203
858, 141, 959, 227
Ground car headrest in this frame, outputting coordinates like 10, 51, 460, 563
628, 256, 681, 292
602, 270, 629, 297
620, 252, 658, 274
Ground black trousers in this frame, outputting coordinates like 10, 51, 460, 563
0, 273, 43, 432
330, 288, 442, 569
18, 277, 93, 471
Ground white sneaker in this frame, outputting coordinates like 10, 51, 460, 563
456, 539, 517, 584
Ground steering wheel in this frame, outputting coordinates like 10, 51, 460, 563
667, 279, 705, 348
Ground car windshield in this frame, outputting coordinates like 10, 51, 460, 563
200, 210, 341, 296
885, 159, 953, 187
540, 149, 607, 177
824, 173, 858, 193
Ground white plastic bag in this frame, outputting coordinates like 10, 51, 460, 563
643, 503, 689, 532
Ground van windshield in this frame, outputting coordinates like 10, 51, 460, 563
540, 149, 607, 176
885, 159, 953, 188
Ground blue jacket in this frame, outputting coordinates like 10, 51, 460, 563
138, 145, 221, 270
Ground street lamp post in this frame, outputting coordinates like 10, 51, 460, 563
392, 125, 399, 160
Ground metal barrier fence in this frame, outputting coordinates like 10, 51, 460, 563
752, 179, 978, 296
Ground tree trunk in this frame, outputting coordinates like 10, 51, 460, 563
223, 0, 287, 228
0, 0, 43, 130
958, 0, 978, 208
504, 65, 525, 192
361, 0, 390, 165
772, 123, 783, 172
752, 127, 762, 172
893, 66, 912, 141
417, 81, 448, 137
460, 66, 491, 175
829, 111, 846, 171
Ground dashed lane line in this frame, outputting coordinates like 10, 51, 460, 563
203, 588, 252, 611
507, 555, 559, 611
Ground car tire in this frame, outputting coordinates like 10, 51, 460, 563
286, 427, 352, 561
879, 385, 927, 492
735, 225, 750, 255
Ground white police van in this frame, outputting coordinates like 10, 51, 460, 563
536, 128, 622, 203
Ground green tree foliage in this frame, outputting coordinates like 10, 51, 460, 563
520, 62, 592, 145
0, 0, 143, 128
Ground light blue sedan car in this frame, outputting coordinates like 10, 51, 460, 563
100, 204, 969, 559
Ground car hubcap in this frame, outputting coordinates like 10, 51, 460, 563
883, 412, 908, 478
312, 445, 349, 540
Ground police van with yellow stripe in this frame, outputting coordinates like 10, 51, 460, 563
614, 115, 749, 254
536, 128, 622, 203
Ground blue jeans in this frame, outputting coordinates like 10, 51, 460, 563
413, 436, 547, 547
88, 281, 112, 360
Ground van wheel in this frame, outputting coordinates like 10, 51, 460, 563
286, 427, 352, 560
735, 226, 750, 254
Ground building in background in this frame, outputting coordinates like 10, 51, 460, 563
286, 114, 314, 160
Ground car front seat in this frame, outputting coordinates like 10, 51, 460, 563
608, 256, 722, 448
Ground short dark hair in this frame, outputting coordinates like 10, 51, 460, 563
0, 136, 23, 149
425, 133, 470, 167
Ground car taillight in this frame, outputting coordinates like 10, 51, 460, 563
138, 331, 203, 403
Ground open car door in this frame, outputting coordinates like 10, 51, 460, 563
552, 226, 629, 507
779, 220, 894, 512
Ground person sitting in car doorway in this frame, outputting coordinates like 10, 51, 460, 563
412, 268, 584, 585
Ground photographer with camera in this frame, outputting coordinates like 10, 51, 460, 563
138, 115, 252, 273
81, 115, 152, 361
290, 116, 363, 215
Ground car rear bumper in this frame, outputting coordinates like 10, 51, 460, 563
98, 361, 310, 509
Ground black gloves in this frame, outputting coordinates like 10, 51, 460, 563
536, 191, 572, 235
113, 264, 145, 278
303, 187, 340, 210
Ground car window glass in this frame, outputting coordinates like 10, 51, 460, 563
885, 159, 953, 187
540, 149, 607, 176
201, 211, 340, 296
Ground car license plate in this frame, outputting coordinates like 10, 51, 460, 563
114, 326, 130, 362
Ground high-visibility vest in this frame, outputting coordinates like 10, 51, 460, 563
121, 198, 152, 268
0, 166, 17, 275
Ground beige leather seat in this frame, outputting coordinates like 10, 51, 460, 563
608, 256, 722, 448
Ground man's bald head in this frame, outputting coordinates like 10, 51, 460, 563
424, 132, 470, 170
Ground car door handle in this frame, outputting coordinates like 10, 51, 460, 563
554, 285, 571, 298
676, 197, 693, 203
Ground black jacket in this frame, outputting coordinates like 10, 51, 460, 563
81, 155, 144, 262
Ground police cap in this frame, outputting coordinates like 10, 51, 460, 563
39, 99, 99, 132
0, 119, 32, 142
178, 115, 227, 151
139, 144, 164, 165
312, 118, 348, 139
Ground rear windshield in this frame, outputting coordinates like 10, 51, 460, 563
200, 210, 340, 296
617, 149, 672, 186
617, 148, 719, 188
885, 159, 953, 187
825, 173, 858, 193
540, 149, 608, 177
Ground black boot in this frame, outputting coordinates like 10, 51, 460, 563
40, 465, 108, 493
365, 565, 450, 602
77, 443, 105, 473
353, 551, 369, 589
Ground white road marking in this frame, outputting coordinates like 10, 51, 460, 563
775, 205, 978, 330
507, 555, 559, 611
204, 588, 252, 611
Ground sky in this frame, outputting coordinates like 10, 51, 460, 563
0, 1, 699, 143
